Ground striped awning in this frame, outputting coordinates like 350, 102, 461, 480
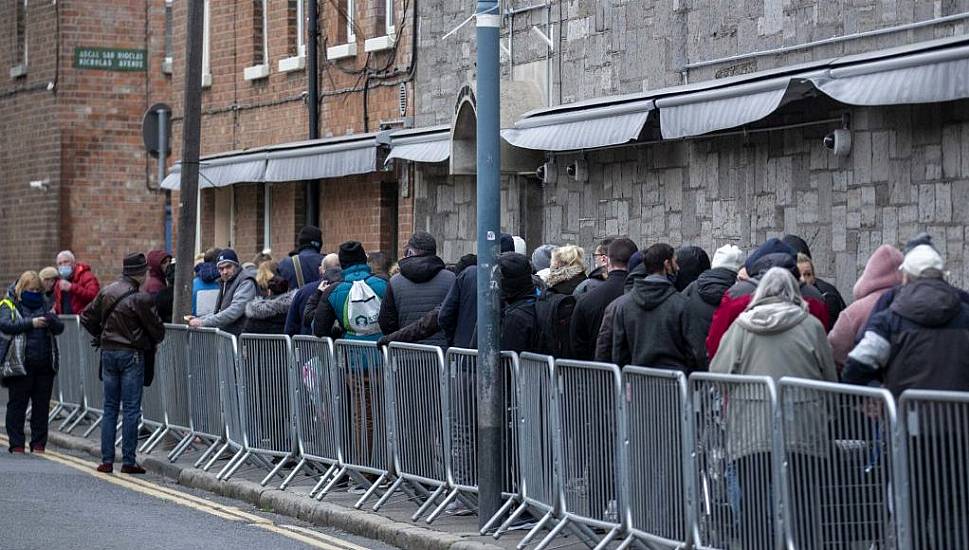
385, 125, 451, 164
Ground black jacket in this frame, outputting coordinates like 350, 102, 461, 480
501, 297, 543, 355
378, 254, 455, 346
570, 270, 627, 361
612, 275, 697, 372
0, 299, 63, 374
682, 267, 737, 370
438, 265, 477, 348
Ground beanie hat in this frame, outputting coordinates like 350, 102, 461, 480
627, 250, 643, 273
407, 231, 437, 256
298, 225, 323, 250
216, 249, 240, 268
531, 244, 555, 271
744, 238, 794, 273
712, 244, 745, 272
498, 253, 535, 301
904, 232, 935, 253
267, 276, 290, 295
781, 234, 812, 259
338, 241, 368, 268
500, 233, 515, 253
900, 244, 944, 277
123, 253, 149, 276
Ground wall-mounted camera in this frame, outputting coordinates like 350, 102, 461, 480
536, 159, 557, 185
567, 159, 588, 182
823, 128, 852, 157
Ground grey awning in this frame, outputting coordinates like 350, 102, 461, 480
810, 42, 969, 106
160, 152, 267, 190
264, 134, 379, 182
501, 98, 654, 151
385, 125, 451, 164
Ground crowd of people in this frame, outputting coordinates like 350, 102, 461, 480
4, 224, 969, 473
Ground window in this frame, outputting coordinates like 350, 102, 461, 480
365, 0, 395, 52
244, 0, 269, 80
202, 0, 212, 87
10, 0, 28, 78
279, 0, 306, 72
326, 0, 356, 60
162, 0, 173, 74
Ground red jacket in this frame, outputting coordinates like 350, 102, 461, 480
53, 262, 101, 315
706, 280, 830, 361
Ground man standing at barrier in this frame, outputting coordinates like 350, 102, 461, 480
80, 253, 165, 474
188, 249, 257, 336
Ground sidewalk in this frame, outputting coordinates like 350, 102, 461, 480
45, 427, 579, 550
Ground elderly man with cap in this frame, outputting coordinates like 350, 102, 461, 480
80, 253, 165, 474
844, 244, 969, 396
278, 225, 325, 291
187, 249, 257, 336
378, 231, 455, 347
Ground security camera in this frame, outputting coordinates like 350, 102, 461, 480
824, 129, 852, 157
567, 159, 588, 182
29, 179, 50, 191
536, 159, 557, 185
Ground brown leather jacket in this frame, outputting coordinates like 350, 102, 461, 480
80, 276, 165, 352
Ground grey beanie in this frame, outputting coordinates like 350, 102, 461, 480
531, 244, 555, 271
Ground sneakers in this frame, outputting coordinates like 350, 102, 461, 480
96, 463, 114, 473
121, 464, 147, 475
9, 447, 25, 454
31, 445, 45, 454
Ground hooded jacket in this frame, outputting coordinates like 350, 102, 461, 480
243, 290, 296, 335
827, 245, 903, 369
682, 267, 737, 369
438, 264, 477, 348
611, 275, 697, 371
705, 239, 830, 360
545, 265, 587, 296
313, 264, 388, 342
570, 270, 627, 361
844, 278, 969, 396
142, 250, 171, 296
378, 254, 455, 346
53, 262, 100, 315
192, 262, 222, 316
595, 263, 648, 362
710, 298, 837, 460
199, 266, 258, 336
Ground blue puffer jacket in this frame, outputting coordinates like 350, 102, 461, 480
312, 264, 388, 342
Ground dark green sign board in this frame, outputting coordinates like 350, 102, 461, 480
73, 47, 147, 71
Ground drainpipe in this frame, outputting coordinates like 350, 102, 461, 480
306, 0, 321, 227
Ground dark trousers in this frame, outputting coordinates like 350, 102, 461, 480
5, 370, 55, 451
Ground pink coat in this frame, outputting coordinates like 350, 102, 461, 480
828, 244, 904, 370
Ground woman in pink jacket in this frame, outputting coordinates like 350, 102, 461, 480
827, 244, 903, 371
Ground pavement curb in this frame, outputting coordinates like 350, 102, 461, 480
46, 431, 503, 550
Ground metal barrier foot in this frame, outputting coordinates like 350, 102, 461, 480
278, 457, 306, 490
317, 466, 348, 500
411, 485, 446, 521
533, 517, 570, 550
83, 416, 105, 439
259, 453, 292, 487
63, 409, 89, 433
518, 511, 555, 549
371, 476, 404, 510
481, 497, 517, 536
307, 464, 338, 498
168, 432, 198, 462
58, 407, 82, 431
199, 441, 228, 470
48, 404, 64, 423
354, 473, 388, 510
218, 449, 250, 481
426, 487, 460, 524
495, 501, 530, 539
591, 527, 621, 550
140, 426, 169, 453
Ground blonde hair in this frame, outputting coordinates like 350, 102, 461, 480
796, 253, 813, 267
15, 271, 43, 301
255, 260, 279, 290
551, 245, 585, 270
38, 267, 59, 281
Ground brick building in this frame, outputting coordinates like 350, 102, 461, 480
0, 0, 171, 284
403, 0, 969, 296
164, 0, 417, 261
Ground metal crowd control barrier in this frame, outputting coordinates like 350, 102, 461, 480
376, 343, 448, 522
690, 373, 783, 550
140, 325, 193, 454
283, 336, 341, 492
317, 340, 392, 510
54, 315, 86, 429
139, 346, 168, 452
445, 349, 521, 535
169, 328, 224, 465
619, 367, 697, 549
899, 389, 969, 550
544, 359, 624, 550
220, 334, 297, 485
778, 378, 900, 550
65, 340, 104, 437
209, 330, 246, 471
496, 353, 559, 548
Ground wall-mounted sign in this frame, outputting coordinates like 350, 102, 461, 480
73, 47, 147, 72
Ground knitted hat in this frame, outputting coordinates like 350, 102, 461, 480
900, 244, 944, 277
123, 253, 149, 276
500, 233, 515, 253
498, 253, 535, 301
216, 249, 240, 268
338, 241, 368, 268
406, 231, 437, 255
531, 244, 555, 271
298, 225, 323, 250
744, 238, 794, 273
712, 244, 745, 272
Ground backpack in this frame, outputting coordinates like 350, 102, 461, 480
343, 279, 382, 336
533, 292, 576, 358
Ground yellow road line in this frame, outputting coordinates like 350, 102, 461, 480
0, 436, 366, 550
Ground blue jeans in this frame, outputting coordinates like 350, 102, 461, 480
100, 350, 144, 465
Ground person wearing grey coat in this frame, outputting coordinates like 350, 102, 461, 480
189, 249, 257, 336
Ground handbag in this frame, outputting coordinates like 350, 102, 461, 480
0, 301, 27, 381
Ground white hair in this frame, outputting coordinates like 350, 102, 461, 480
749, 267, 804, 309
56, 250, 75, 263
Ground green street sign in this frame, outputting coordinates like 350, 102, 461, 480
73, 47, 147, 72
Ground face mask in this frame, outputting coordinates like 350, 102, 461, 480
21, 291, 44, 309
58, 265, 73, 279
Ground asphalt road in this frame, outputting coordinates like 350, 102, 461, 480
0, 438, 398, 550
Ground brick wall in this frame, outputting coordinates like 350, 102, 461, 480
320, 173, 397, 256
